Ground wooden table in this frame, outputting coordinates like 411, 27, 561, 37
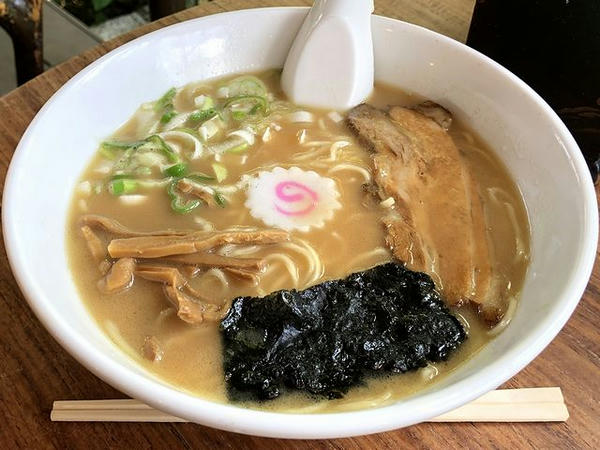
1, 1, 598, 448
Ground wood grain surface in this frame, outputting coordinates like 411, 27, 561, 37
1, 1, 598, 448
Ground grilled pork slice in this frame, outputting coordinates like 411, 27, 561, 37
348, 103, 502, 323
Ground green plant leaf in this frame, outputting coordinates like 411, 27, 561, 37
92, 0, 113, 12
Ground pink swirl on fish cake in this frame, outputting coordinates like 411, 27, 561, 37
274, 181, 318, 216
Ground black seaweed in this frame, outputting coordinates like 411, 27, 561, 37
220, 263, 466, 401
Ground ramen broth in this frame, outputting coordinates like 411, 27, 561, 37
67, 71, 529, 412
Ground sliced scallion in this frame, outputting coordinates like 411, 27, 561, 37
200, 96, 214, 110
112, 147, 136, 172
211, 163, 228, 182
222, 76, 267, 97
223, 95, 268, 116
101, 140, 145, 150
154, 87, 176, 112
99, 146, 117, 160
143, 135, 180, 163
109, 178, 137, 196
134, 166, 153, 176
167, 180, 200, 214
186, 173, 214, 183
164, 162, 188, 178
189, 108, 218, 123
99, 140, 145, 160
213, 191, 227, 208
225, 142, 249, 154
231, 110, 247, 121
160, 109, 177, 124
111, 173, 136, 180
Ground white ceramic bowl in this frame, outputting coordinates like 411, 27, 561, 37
3, 7, 597, 439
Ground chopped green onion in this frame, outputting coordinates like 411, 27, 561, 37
211, 163, 228, 182
111, 173, 136, 180
160, 109, 177, 124
134, 166, 153, 176
223, 95, 268, 115
225, 142, 249, 154
143, 135, 180, 163
186, 173, 214, 183
101, 140, 145, 150
164, 162, 188, 177
99, 140, 145, 160
249, 103, 262, 115
213, 191, 227, 208
189, 108, 218, 123
109, 179, 137, 196
231, 110, 247, 121
99, 146, 118, 160
112, 147, 136, 171
167, 180, 200, 214
200, 96, 215, 110
171, 197, 200, 214
154, 87, 176, 111
222, 76, 267, 97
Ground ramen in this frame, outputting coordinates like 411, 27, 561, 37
67, 71, 529, 412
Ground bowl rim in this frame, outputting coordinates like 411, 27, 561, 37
2, 7, 598, 439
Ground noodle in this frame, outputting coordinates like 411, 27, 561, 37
264, 253, 300, 286
301, 140, 331, 147
291, 145, 330, 161
159, 130, 204, 159
455, 129, 476, 144
503, 201, 527, 263
328, 163, 371, 182
488, 295, 518, 336
459, 140, 497, 165
330, 391, 394, 412
219, 244, 261, 257
487, 187, 527, 263
344, 247, 391, 271
420, 363, 439, 381
327, 141, 350, 161
454, 312, 471, 334
280, 239, 324, 285
199, 268, 229, 297
193, 216, 215, 231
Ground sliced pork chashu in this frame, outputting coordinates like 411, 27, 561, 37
348, 103, 502, 323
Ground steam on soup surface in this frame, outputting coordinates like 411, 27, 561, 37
67, 71, 529, 412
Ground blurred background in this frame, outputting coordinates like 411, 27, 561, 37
0, 0, 207, 95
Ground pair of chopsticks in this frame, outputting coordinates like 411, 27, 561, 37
51, 387, 568, 423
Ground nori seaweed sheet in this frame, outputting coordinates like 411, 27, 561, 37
220, 263, 466, 401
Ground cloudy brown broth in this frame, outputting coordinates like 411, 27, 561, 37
66, 71, 529, 412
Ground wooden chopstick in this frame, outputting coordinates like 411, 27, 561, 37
431, 387, 569, 422
51, 387, 568, 423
